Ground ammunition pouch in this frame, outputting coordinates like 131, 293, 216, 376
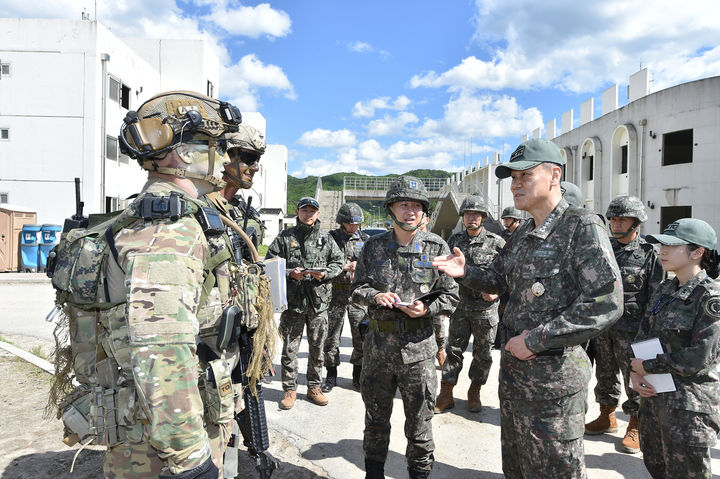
201, 358, 235, 426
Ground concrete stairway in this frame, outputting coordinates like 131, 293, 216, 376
316, 189, 343, 233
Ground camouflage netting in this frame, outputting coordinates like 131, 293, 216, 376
245, 274, 278, 396
45, 306, 75, 419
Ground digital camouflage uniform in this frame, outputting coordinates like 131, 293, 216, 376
326, 227, 369, 368
460, 198, 622, 479
592, 235, 662, 416
103, 179, 231, 478
266, 219, 343, 391
443, 228, 505, 386
352, 229, 459, 473
634, 270, 720, 479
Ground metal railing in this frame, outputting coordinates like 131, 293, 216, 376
343, 176, 448, 192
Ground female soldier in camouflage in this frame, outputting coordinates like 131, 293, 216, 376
631, 218, 720, 479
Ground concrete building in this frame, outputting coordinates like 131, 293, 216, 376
0, 18, 287, 244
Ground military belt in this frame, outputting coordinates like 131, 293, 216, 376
369, 317, 433, 333
333, 283, 351, 291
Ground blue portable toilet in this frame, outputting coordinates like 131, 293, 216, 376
39, 224, 62, 270
20, 224, 41, 272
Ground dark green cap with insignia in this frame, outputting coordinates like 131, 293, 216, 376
496, 138, 565, 179
646, 218, 717, 250
297, 196, 320, 210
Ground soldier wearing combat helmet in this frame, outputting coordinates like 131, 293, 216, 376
500, 206, 523, 241
322, 202, 370, 392
434, 138, 622, 478
585, 196, 663, 454
351, 176, 459, 478
106, 91, 242, 478
435, 194, 505, 414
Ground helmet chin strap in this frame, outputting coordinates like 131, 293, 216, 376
611, 220, 640, 239
465, 224, 482, 232
223, 170, 252, 189
388, 209, 425, 232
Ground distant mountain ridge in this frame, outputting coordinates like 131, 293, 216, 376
286, 169, 453, 214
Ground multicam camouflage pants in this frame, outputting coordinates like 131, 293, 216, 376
591, 328, 640, 415
279, 309, 328, 390
639, 398, 719, 479
361, 336, 437, 471
324, 294, 367, 368
104, 420, 231, 478
500, 389, 587, 479
442, 306, 498, 385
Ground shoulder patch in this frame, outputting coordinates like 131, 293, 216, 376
704, 297, 720, 318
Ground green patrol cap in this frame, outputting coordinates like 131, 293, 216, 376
495, 139, 565, 179
646, 218, 717, 250
560, 181, 583, 208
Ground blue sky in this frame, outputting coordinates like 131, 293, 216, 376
4, 0, 720, 177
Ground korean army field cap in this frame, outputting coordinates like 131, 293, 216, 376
495, 138, 565, 179
646, 218, 717, 250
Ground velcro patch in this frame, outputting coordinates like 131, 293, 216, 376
510, 145, 525, 161
705, 297, 720, 318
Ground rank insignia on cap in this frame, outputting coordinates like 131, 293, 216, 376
510, 145, 525, 161
531, 282, 545, 297
626, 275, 635, 284
410, 181, 418, 188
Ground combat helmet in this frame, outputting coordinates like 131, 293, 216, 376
223, 123, 266, 189
336, 202, 364, 224
120, 91, 242, 189
384, 176, 430, 212
501, 206, 523, 219
605, 196, 648, 222
459, 195, 489, 216
561, 181, 583, 208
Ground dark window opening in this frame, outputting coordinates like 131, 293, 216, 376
584, 155, 594, 181
0, 63, 10, 77
121, 84, 131, 109
0, 128, 8, 140
621, 145, 628, 174
0, 193, 8, 203
105, 135, 118, 160
660, 205, 692, 233
207, 80, 214, 98
105, 196, 113, 214
560, 164, 566, 181
662, 129, 693, 166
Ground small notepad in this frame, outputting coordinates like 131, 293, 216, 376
631, 338, 677, 393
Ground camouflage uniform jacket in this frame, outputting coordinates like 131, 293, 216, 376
266, 219, 343, 314
635, 270, 720, 415
460, 198, 623, 400
351, 230, 459, 364
447, 228, 505, 311
611, 236, 663, 332
106, 179, 217, 472
329, 228, 369, 297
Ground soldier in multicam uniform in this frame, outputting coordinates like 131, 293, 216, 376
104, 91, 244, 478
322, 202, 369, 392
351, 176, 459, 479
434, 138, 622, 479
435, 195, 505, 414
584, 196, 663, 454
500, 206, 523, 241
630, 218, 720, 479
266, 197, 344, 409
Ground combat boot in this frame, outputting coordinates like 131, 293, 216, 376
365, 459, 385, 479
307, 387, 329, 406
408, 467, 431, 479
435, 349, 446, 369
620, 415, 640, 454
584, 405, 618, 434
322, 367, 337, 393
352, 365, 362, 390
467, 382, 482, 413
434, 381, 455, 413
279, 390, 296, 410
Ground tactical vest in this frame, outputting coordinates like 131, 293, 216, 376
47, 192, 235, 448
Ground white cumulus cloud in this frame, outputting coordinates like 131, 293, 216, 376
367, 112, 419, 137
352, 95, 411, 118
208, 2, 291, 39
297, 128, 357, 148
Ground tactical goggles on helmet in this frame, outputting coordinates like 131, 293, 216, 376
228, 148, 262, 166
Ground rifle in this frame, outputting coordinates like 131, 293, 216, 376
47, 178, 88, 278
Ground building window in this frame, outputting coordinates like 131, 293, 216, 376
660, 205, 692, 233
105, 135, 118, 160
621, 145, 628, 174
207, 80, 214, 98
583, 154, 594, 181
0, 128, 8, 140
662, 129, 693, 166
109, 76, 131, 109
0, 193, 8, 203
0, 63, 10, 77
